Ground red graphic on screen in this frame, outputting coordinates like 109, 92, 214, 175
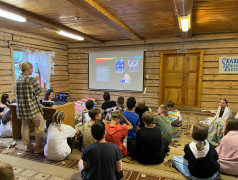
96, 58, 114, 64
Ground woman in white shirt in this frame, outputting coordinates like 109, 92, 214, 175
201, 98, 232, 146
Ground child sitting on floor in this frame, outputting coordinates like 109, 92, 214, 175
153, 104, 172, 143
216, 118, 238, 176
120, 97, 140, 155
172, 123, 219, 179
105, 111, 133, 157
0, 162, 15, 180
78, 121, 123, 180
80, 108, 102, 149
105, 96, 126, 121
101, 92, 116, 120
75, 100, 94, 125
135, 98, 150, 128
135, 111, 169, 164
164, 100, 182, 137
44, 111, 77, 161
0, 110, 12, 137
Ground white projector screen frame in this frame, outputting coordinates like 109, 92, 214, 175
88, 50, 144, 92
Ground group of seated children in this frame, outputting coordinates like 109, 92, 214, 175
98, 94, 238, 179
1, 90, 238, 179
172, 118, 238, 179
171, 98, 238, 179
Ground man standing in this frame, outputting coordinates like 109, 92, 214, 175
16, 61, 44, 153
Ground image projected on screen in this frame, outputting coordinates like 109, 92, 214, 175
89, 50, 144, 91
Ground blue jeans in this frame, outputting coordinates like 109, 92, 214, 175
172, 156, 219, 180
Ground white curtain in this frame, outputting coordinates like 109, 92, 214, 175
23, 49, 55, 89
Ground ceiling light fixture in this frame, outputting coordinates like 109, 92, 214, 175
0, 9, 26, 22
57, 30, 84, 41
178, 14, 191, 32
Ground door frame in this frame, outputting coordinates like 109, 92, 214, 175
159, 50, 204, 107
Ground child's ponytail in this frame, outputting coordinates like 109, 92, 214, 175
52, 111, 65, 131
196, 141, 205, 151
192, 123, 209, 151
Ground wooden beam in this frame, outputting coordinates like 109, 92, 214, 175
67, 0, 142, 41
174, 0, 193, 38
0, 1, 101, 43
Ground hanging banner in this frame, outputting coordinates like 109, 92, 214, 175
219, 57, 238, 73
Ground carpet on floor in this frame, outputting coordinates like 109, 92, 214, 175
9, 164, 176, 180
0, 144, 177, 180
11, 165, 66, 180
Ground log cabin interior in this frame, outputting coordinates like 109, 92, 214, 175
0, 0, 238, 179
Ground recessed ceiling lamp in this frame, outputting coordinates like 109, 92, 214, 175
57, 30, 84, 40
178, 14, 191, 32
0, 9, 26, 22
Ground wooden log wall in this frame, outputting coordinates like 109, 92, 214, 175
68, 33, 238, 113
0, 28, 69, 100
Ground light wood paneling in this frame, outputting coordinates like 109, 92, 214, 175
68, 33, 238, 112
0, 28, 69, 100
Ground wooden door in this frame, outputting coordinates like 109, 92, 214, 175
160, 53, 200, 106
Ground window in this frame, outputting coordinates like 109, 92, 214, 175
13, 50, 45, 88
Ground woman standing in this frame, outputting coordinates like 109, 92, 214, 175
16, 61, 44, 153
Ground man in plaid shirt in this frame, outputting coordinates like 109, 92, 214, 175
16, 61, 44, 153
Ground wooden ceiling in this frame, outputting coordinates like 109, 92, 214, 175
0, 0, 237, 43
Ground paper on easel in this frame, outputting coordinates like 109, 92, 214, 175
235, 112, 238, 119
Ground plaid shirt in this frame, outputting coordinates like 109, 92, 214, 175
16, 73, 43, 120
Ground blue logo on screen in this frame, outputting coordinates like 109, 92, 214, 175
115, 59, 124, 72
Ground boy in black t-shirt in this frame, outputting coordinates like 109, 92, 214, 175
135, 111, 169, 164
78, 121, 123, 180
101, 92, 116, 120
101, 92, 117, 110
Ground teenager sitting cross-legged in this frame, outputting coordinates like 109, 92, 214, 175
44, 111, 77, 161
153, 104, 172, 143
172, 123, 219, 180
105, 111, 133, 157
80, 108, 102, 149
101, 92, 116, 120
164, 100, 182, 137
135, 111, 169, 164
105, 96, 126, 121
135, 98, 150, 128
75, 100, 94, 125
216, 118, 238, 176
78, 121, 123, 180
120, 97, 140, 156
